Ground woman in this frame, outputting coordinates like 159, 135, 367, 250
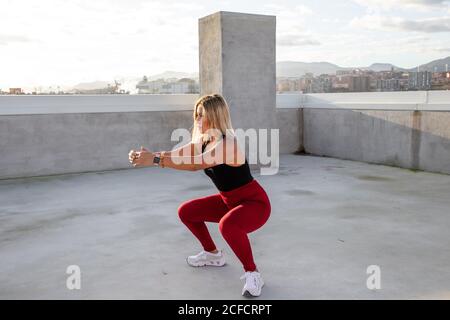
129, 93, 271, 297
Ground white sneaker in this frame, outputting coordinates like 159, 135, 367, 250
186, 249, 226, 267
240, 271, 265, 297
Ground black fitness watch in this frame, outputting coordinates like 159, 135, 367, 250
153, 152, 161, 166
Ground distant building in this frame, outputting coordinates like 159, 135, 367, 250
299, 74, 315, 93
316, 74, 333, 93
332, 75, 351, 92
275, 68, 443, 93
276, 78, 300, 92
9, 88, 24, 94
431, 72, 450, 90
408, 71, 432, 90
136, 77, 165, 94
376, 79, 399, 91
349, 75, 370, 92
161, 78, 198, 94
136, 76, 199, 94
336, 70, 351, 76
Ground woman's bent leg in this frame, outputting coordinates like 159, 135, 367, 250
178, 194, 230, 252
218, 200, 271, 272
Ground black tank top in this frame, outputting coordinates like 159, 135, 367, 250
202, 135, 254, 192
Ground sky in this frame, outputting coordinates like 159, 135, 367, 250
1, 0, 449, 89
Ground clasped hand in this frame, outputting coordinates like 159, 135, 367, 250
128, 146, 154, 167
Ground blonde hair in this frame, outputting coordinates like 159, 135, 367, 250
191, 93, 235, 144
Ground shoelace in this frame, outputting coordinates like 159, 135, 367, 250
240, 272, 260, 289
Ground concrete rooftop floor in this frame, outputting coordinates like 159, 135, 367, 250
1, 154, 450, 300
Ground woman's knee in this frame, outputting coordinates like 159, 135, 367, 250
178, 201, 194, 222
218, 217, 238, 236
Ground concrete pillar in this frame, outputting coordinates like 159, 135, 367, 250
198, 11, 277, 134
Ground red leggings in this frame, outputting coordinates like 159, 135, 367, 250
178, 179, 271, 272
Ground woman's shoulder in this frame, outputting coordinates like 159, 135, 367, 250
204, 133, 240, 150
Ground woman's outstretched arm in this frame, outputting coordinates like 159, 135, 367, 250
161, 136, 245, 171
130, 137, 244, 171
161, 141, 202, 158
130, 142, 202, 171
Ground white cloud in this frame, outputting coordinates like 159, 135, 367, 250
320, 18, 344, 23
263, 3, 313, 16
0, 34, 37, 45
350, 15, 450, 32
271, 1, 449, 68
262, 3, 318, 47
277, 34, 321, 46
434, 47, 450, 52
352, 0, 449, 11
0, 0, 206, 88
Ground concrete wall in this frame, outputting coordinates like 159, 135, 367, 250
295, 91, 450, 175
276, 108, 303, 154
0, 94, 198, 115
0, 110, 194, 179
303, 109, 450, 175
0, 94, 302, 179
3, 91, 450, 178
419, 112, 450, 174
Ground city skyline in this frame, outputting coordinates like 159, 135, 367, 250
1, 0, 449, 89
